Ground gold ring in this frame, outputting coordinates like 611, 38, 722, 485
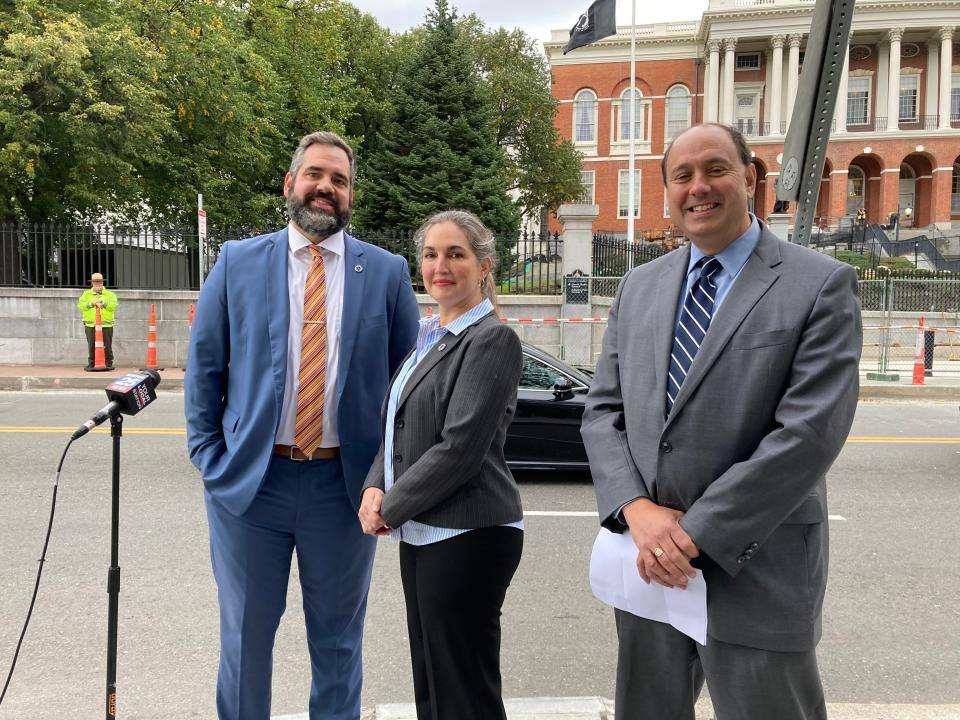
652, 546, 665, 558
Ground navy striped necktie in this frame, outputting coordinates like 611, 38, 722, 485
666, 256, 723, 416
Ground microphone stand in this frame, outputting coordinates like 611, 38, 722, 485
105, 412, 123, 719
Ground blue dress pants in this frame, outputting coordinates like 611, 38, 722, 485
204, 455, 375, 720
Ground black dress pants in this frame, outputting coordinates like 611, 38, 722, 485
399, 526, 523, 720
84, 325, 114, 367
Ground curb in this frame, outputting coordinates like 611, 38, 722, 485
0, 374, 186, 392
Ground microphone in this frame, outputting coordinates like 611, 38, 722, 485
72, 369, 162, 440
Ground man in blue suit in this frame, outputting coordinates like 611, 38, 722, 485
185, 131, 419, 720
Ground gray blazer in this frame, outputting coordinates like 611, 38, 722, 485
582, 223, 862, 652
363, 312, 524, 530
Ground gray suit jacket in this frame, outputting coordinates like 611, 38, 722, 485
363, 312, 524, 530
582, 224, 862, 652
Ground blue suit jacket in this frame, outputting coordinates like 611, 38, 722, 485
185, 228, 420, 516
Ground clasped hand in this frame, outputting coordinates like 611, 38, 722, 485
622, 498, 699, 590
358, 488, 391, 536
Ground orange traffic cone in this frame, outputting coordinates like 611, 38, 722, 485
144, 303, 164, 371
911, 316, 925, 385
91, 306, 109, 372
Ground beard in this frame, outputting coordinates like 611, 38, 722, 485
286, 189, 351, 240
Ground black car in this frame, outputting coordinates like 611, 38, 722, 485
504, 343, 592, 472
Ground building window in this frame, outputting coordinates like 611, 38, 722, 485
847, 76, 871, 125
952, 163, 960, 214
578, 170, 595, 204
847, 166, 865, 217
952, 74, 960, 121
665, 85, 691, 140
735, 52, 760, 70
899, 75, 919, 122
574, 90, 597, 143
618, 169, 641, 218
618, 88, 643, 142
734, 93, 759, 136
664, 187, 671, 218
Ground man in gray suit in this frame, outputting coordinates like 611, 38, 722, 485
582, 123, 862, 720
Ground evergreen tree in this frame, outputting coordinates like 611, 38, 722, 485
354, 0, 520, 236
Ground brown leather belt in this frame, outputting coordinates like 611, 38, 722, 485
273, 444, 340, 461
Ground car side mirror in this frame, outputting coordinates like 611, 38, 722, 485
553, 377, 574, 400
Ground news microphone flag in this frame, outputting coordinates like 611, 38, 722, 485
564, 0, 616, 54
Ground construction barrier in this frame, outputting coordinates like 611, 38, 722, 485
145, 303, 160, 370
912, 316, 926, 385
91, 306, 109, 372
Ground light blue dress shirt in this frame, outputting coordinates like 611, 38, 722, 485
383, 298, 524, 546
673, 214, 761, 331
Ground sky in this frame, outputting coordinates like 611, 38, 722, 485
346, 0, 710, 45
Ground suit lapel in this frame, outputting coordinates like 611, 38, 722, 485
338, 234, 366, 398
666, 228, 782, 423
653, 245, 692, 420
266, 229, 290, 412
396, 323, 473, 409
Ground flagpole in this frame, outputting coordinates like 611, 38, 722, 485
627, 0, 637, 244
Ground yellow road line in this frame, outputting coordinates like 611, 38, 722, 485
0, 426, 185, 435
0, 428, 958, 444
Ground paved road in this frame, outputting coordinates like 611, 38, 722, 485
0, 392, 957, 718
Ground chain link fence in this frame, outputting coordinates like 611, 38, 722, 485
861, 279, 960, 377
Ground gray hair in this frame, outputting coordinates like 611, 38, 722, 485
414, 210, 500, 315
288, 131, 356, 180
660, 123, 752, 183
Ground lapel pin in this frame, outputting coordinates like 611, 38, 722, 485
354, 263, 363, 273
437, 343, 446, 352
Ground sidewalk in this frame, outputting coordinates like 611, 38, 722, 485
1, 364, 958, 400
293, 697, 960, 720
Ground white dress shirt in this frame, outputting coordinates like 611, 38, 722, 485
275, 223, 344, 447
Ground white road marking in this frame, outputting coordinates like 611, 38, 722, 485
524, 511, 848, 521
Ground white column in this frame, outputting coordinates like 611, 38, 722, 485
926, 34, 940, 124
770, 35, 785, 135
834, 41, 849, 133
786, 34, 802, 132
706, 39, 721, 123
938, 26, 954, 129
886, 27, 904, 131
876, 43, 889, 122
721, 37, 737, 125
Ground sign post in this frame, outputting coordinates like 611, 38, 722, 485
197, 194, 207, 287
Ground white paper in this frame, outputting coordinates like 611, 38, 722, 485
589, 527, 708, 645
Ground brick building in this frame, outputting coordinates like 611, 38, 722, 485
545, 0, 960, 235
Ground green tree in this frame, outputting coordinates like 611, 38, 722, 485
0, 0, 174, 223
354, 0, 520, 235
127, 0, 293, 227
463, 22, 583, 227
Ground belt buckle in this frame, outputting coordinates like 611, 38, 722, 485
289, 445, 309, 462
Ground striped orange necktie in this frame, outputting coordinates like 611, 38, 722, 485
294, 245, 327, 457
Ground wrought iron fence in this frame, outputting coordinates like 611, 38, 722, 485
0, 222, 258, 289
592, 234, 670, 277
0, 222, 563, 294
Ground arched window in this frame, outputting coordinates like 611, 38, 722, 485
574, 90, 597, 143
618, 88, 643, 141
665, 85, 691, 140
846, 166, 865, 217
951, 162, 960, 215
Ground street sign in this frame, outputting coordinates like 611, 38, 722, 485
197, 209, 207, 240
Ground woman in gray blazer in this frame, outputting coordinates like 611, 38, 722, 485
358, 210, 524, 720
